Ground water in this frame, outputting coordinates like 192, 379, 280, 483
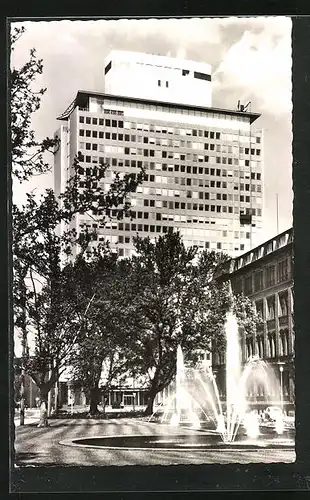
150, 311, 288, 444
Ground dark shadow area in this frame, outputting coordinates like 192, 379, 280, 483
15, 451, 41, 463
50, 410, 145, 420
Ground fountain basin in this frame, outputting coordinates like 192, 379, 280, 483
62, 429, 295, 451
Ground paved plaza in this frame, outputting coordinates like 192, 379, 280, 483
14, 417, 295, 466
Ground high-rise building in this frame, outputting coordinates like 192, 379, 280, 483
54, 51, 263, 258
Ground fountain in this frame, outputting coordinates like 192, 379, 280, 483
63, 311, 295, 454
149, 311, 293, 445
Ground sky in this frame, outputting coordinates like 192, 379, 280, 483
11, 16, 292, 244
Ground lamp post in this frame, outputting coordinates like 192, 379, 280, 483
279, 365, 284, 412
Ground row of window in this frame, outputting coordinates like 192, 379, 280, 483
79, 153, 262, 177
79, 116, 124, 127
78, 129, 261, 156
79, 140, 261, 161
79, 162, 262, 181
157, 80, 169, 87
78, 115, 261, 142
255, 290, 290, 323
139, 175, 261, 192
88, 228, 244, 252
92, 210, 259, 228
245, 329, 291, 359
82, 97, 256, 125
81, 178, 259, 203
82, 212, 254, 237
235, 260, 290, 295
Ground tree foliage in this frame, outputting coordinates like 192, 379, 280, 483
120, 230, 258, 415
11, 26, 59, 182
11, 27, 144, 424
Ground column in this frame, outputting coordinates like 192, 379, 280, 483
274, 292, 280, 357
287, 286, 294, 355
263, 297, 268, 358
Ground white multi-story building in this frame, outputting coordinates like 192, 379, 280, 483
55, 51, 263, 258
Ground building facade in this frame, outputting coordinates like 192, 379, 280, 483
54, 52, 264, 259
213, 227, 294, 410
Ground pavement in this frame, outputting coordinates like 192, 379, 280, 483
14, 409, 40, 427
14, 417, 296, 467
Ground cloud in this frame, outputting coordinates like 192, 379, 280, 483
213, 19, 292, 115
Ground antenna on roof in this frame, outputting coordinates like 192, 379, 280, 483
237, 100, 251, 112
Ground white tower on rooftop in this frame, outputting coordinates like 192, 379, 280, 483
103, 50, 212, 107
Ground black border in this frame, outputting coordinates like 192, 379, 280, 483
3, 9, 310, 495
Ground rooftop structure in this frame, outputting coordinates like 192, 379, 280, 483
103, 50, 213, 108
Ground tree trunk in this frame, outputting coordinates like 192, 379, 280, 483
89, 385, 100, 416
37, 387, 49, 427
144, 390, 157, 416
19, 371, 25, 426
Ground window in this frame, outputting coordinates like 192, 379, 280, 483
254, 270, 264, 292
279, 291, 288, 316
105, 61, 112, 74
278, 259, 289, 282
280, 330, 289, 356
255, 337, 264, 360
244, 275, 253, 295
267, 296, 275, 320
166, 81, 169, 87
194, 71, 211, 81
79, 116, 84, 123
266, 265, 275, 287
268, 333, 276, 358
256, 300, 264, 321
158, 80, 161, 86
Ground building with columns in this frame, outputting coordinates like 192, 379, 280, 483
212, 227, 294, 410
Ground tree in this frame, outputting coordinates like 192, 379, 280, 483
122, 230, 257, 415
67, 254, 131, 416
11, 27, 144, 426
